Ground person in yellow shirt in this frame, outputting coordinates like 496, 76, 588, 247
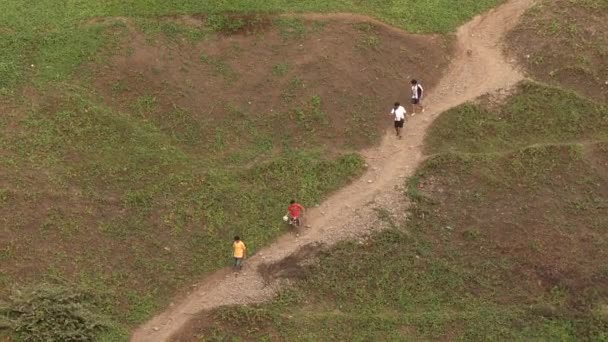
232, 236, 247, 271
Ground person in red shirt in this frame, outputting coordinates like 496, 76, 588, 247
287, 200, 305, 226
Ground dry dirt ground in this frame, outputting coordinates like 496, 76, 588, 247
0, 13, 451, 309
93, 16, 451, 151
507, 0, 608, 102
132, 0, 536, 341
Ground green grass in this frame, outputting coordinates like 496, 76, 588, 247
0, 0, 504, 33
0, 0, 508, 339
507, 0, 608, 102
290, 95, 330, 131
274, 18, 308, 39
200, 53, 240, 82
0, 0, 503, 93
281, 76, 305, 103
206, 14, 247, 33
0, 82, 366, 340
355, 23, 381, 50
425, 82, 608, 154
188, 83, 608, 340
1, 282, 124, 341
135, 18, 207, 41
272, 62, 290, 77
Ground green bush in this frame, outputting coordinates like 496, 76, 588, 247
1, 284, 110, 342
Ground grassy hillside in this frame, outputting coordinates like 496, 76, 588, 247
0, 0, 504, 96
425, 82, 608, 154
0, 4, 474, 340
507, 0, 608, 102
0, 0, 502, 33
0, 83, 366, 341
178, 83, 608, 340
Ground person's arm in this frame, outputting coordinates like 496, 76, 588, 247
243, 244, 247, 259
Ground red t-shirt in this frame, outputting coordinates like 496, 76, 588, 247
288, 203, 304, 218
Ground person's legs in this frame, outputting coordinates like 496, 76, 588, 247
411, 98, 418, 116
234, 257, 243, 271
394, 121, 399, 136
416, 99, 424, 113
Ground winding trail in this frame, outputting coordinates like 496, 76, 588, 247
132, 0, 534, 340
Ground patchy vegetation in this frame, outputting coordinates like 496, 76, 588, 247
0, 283, 119, 341
0, 15, 453, 340
92, 18, 451, 151
507, 0, 608, 102
178, 84, 608, 340
0, 0, 503, 94
425, 82, 608, 154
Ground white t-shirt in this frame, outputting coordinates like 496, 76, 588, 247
391, 106, 406, 121
412, 84, 424, 99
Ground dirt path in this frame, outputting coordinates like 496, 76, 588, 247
132, 1, 534, 340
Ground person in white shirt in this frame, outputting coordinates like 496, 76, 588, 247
410, 79, 424, 115
390, 102, 407, 138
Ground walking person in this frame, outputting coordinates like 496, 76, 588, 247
232, 236, 247, 271
390, 102, 406, 139
287, 200, 305, 227
410, 79, 424, 116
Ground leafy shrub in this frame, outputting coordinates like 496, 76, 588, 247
1, 284, 110, 342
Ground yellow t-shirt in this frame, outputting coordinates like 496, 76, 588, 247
233, 241, 246, 258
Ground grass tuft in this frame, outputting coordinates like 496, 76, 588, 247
1, 283, 117, 341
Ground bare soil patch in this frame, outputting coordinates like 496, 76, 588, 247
90, 16, 451, 151
507, 0, 608, 102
